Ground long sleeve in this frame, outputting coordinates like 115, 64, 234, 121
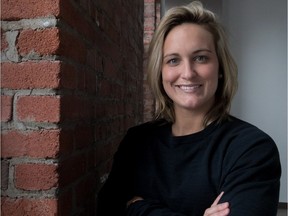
126, 199, 186, 216
219, 128, 281, 216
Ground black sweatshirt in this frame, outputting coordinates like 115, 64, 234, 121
97, 116, 281, 216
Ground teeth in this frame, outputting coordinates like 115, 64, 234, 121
178, 85, 201, 92
180, 85, 199, 89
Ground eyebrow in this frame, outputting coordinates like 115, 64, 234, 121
163, 53, 179, 59
193, 49, 213, 54
163, 49, 213, 59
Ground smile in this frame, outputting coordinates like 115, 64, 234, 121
176, 84, 202, 92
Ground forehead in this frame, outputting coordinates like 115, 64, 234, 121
163, 23, 215, 52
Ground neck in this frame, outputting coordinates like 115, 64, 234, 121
172, 109, 206, 136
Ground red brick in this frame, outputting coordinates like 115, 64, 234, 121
16, 96, 60, 123
59, 1, 96, 43
144, 31, 155, 45
60, 63, 78, 89
59, 154, 87, 186
1, 0, 60, 20
75, 125, 94, 150
18, 28, 60, 56
85, 69, 97, 93
1, 160, 9, 190
1, 130, 60, 158
144, 17, 156, 31
15, 163, 58, 190
144, 3, 155, 17
98, 79, 114, 98
94, 102, 106, 120
75, 176, 96, 210
94, 138, 119, 165
61, 96, 93, 121
100, 15, 120, 44
86, 150, 95, 171
60, 96, 80, 121
95, 1, 114, 23
93, 30, 121, 66
1, 95, 13, 122
58, 29, 87, 64
1, 61, 61, 89
103, 57, 119, 79
58, 189, 73, 216
77, 68, 97, 93
59, 129, 74, 156
1, 197, 57, 216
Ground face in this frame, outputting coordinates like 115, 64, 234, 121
162, 23, 219, 115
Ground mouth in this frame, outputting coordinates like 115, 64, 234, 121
176, 84, 202, 92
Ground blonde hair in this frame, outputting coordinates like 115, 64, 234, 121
147, 1, 238, 125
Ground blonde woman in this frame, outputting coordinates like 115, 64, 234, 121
98, 2, 281, 215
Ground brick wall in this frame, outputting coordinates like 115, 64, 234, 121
1, 0, 144, 215
143, 0, 161, 122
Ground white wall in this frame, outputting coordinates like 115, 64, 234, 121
163, 0, 222, 16
222, 0, 287, 203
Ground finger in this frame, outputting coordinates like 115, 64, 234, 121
204, 202, 229, 216
211, 191, 224, 207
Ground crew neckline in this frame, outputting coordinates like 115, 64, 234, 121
168, 120, 219, 141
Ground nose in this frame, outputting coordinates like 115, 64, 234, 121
181, 60, 197, 80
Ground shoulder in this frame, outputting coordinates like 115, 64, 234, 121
218, 116, 280, 163
118, 119, 169, 148
115, 119, 170, 154
221, 116, 275, 142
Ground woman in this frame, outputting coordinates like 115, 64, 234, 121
97, 2, 281, 215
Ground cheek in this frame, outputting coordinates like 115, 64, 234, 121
161, 69, 175, 96
162, 68, 177, 83
202, 66, 219, 92
208, 73, 219, 94
203, 64, 219, 81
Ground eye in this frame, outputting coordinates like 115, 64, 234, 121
167, 58, 179, 66
194, 55, 208, 63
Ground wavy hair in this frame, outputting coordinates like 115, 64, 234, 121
147, 1, 238, 125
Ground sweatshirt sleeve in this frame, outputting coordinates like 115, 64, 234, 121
126, 199, 186, 216
219, 129, 281, 216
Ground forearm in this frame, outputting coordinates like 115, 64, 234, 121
126, 194, 230, 216
126, 199, 186, 216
